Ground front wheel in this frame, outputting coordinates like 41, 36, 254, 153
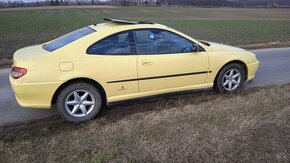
56, 83, 102, 123
214, 63, 245, 93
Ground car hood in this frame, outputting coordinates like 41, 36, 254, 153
205, 41, 246, 52
13, 44, 48, 62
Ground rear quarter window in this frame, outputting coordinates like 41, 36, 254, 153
43, 27, 95, 52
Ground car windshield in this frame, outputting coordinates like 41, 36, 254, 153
43, 27, 95, 52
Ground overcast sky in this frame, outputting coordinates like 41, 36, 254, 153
0, 0, 108, 2
0, 0, 42, 2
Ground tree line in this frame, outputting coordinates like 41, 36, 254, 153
1, 0, 290, 8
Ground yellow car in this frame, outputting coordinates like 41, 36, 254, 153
10, 19, 259, 122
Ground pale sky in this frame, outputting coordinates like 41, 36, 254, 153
0, 0, 44, 2
1, 0, 36, 1
0, 0, 108, 2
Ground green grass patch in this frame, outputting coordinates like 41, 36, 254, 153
0, 7, 290, 60
92, 148, 119, 163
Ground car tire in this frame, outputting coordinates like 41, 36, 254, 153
214, 63, 245, 93
56, 82, 102, 123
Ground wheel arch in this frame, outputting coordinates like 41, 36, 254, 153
51, 78, 107, 106
214, 60, 248, 87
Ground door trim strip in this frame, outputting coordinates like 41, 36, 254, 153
107, 71, 212, 83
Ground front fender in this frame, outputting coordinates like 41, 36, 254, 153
205, 50, 258, 83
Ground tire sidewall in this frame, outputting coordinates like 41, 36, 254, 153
215, 63, 245, 93
57, 83, 102, 123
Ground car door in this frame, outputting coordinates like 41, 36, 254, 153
134, 29, 209, 92
86, 30, 139, 97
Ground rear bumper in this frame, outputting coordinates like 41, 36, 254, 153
9, 75, 61, 109
246, 60, 259, 81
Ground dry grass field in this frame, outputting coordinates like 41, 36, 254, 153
1, 84, 290, 162
0, 7, 290, 61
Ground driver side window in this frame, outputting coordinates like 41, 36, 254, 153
134, 29, 195, 55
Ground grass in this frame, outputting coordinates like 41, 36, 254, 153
0, 59, 12, 68
1, 7, 290, 60
91, 148, 119, 163
1, 84, 290, 162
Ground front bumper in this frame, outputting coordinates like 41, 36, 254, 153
246, 60, 259, 81
9, 75, 61, 109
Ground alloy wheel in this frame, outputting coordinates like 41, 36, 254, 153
65, 89, 95, 117
222, 69, 241, 91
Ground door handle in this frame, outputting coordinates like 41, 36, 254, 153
142, 60, 153, 66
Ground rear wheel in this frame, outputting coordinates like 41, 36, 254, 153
214, 63, 245, 93
57, 83, 102, 123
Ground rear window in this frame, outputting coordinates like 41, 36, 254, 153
43, 27, 95, 52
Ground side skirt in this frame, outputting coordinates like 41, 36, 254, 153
107, 87, 213, 106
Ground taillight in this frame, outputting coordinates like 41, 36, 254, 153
11, 66, 27, 79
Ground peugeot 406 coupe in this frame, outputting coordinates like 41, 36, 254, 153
10, 19, 259, 122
